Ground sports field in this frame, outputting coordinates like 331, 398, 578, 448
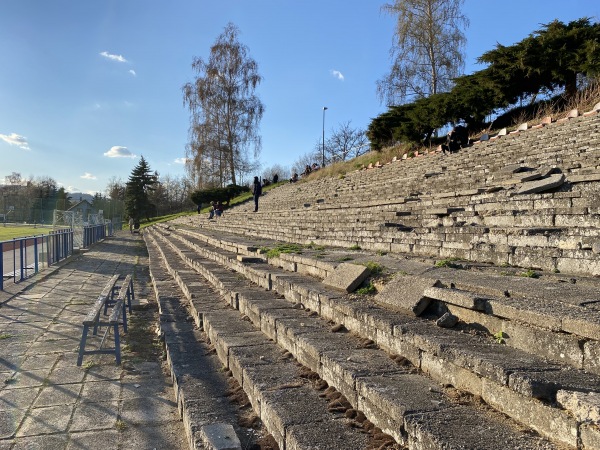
0, 225, 55, 242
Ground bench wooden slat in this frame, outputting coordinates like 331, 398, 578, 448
109, 278, 130, 324
83, 297, 108, 325
82, 274, 120, 326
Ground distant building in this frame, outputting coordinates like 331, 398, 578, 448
67, 199, 95, 223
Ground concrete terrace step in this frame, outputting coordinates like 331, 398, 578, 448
144, 233, 381, 449
180, 203, 600, 275
245, 114, 600, 212
163, 224, 600, 351
147, 224, 600, 448
144, 227, 564, 449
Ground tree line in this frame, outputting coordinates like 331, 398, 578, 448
369, 13, 600, 149
8, 2, 597, 225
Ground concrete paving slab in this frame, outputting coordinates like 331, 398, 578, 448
12, 434, 69, 450
2, 368, 49, 390
120, 396, 180, 425
67, 430, 120, 450
69, 401, 120, 432
80, 380, 121, 403
0, 386, 40, 411
33, 383, 83, 407
16, 404, 74, 436
118, 424, 188, 450
46, 365, 87, 385
20, 354, 61, 371
0, 408, 26, 439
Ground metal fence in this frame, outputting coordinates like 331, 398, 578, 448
1, 218, 123, 291
0, 229, 73, 291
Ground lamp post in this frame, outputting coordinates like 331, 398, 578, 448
322, 106, 328, 167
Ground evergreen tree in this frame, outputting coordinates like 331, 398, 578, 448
478, 19, 600, 102
125, 156, 157, 221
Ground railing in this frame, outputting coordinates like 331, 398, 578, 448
0, 229, 73, 291
82, 221, 116, 249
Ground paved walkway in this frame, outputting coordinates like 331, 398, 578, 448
0, 232, 187, 450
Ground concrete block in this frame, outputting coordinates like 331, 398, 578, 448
584, 341, 600, 376
322, 262, 370, 293
242, 363, 301, 418
581, 424, 600, 450
356, 373, 448, 444
405, 405, 552, 449
285, 419, 369, 450
557, 390, 600, 425
199, 423, 241, 450
514, 173, 565, 195
376, 328, 422, 368
321, 348, 402, 406
423, 286, 487, 311
420, 352, 483, 397
260, 386, 329, 450
481, 379, 578, 447
501, 320, 584, 369
375, 274, 440, 315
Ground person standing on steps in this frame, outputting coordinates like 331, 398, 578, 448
252, 176, 262, 212
128, 217, 134, 234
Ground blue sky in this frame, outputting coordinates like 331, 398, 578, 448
1, 1, 598, 194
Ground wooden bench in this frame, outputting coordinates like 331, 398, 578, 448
77, 274, 133, 366
103, 275, 134, 316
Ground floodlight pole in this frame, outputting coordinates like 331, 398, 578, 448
322, 106, 328, 167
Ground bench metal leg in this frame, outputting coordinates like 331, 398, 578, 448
77, 325, 90, 366
113, 324, 121, 365
126, 280, 134, 313
121, 302, 128, 333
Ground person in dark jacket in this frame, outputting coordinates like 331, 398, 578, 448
252, 176, 262, 212
442, 125, 469, 154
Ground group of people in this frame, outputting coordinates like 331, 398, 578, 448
207, 201, 224, 219
302, 163, 320, 176
197, 127, 471, 220
200, 165, 319, 217
289, 162, 320, 183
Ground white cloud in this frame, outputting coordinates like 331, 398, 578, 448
100, 51, 127, 63
104, 146, 136, 158
0, 133, 30, 150
80, 173, 97, 180
129, 69, 136, 76
174, 157, 189, 164
330, 70, 345, 81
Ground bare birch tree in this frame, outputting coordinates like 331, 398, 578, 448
183, 23, 264, 187
325, 122, 369, 163
377, 0, 469, 106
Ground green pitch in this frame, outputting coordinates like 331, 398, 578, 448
0, 226, 55, 242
